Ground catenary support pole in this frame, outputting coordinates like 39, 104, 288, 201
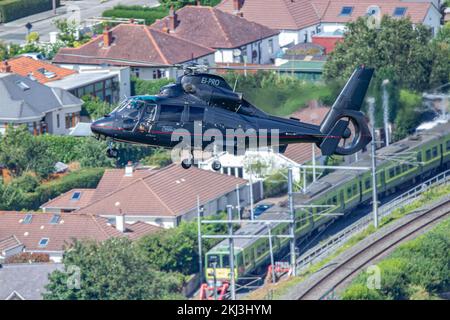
197, 196, 203, 283
368, 98, 379, 228
288, 168, 296, 276
227, 205, 236, 300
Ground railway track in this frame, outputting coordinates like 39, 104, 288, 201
295, 198, 450, 300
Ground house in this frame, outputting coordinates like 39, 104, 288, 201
216, 0, 321, 47
313, 0, 442, 37
42, 164, 262, 228
0, 211, 162, 262
7, 56, 130, 105
53, 24, 215, 80
198, 104, 330, 183
151, 5, 280, 64
0, 263, 64, 300
217, 0, 442, 50
275, 42, 328, 80
0, 65, 82, 135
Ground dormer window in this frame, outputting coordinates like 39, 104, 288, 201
393, 7, 406, 17
15, 81, 30, 91
340, 6, 353, 16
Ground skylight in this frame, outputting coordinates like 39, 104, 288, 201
393, 7, 406, 17
22, 214, 33, 224
71, 191, 81, 201
340, 6, 353, 16
38, 238, 49, 248
37, 68, 56, 79
15, 81, 30, 91
50, 214, 61, 224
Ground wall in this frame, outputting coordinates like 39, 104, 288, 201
278, 26, 320, 47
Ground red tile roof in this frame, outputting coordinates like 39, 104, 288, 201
312, 0, 433, 24
283, 104, 329, 164
0, 235, 22, 253
53, 24, 215, 67
152, 5, 279, 49
217, 0, 321, 30
40, 189, 95, 211
77, 164, 247, 217
0, 212, 161, 252
7, 56, 77, 84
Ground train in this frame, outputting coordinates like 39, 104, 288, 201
205, 120, 450, 283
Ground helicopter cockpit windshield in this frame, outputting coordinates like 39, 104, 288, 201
114, 98, 157, 132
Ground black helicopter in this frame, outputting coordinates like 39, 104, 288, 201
91, 65, 374, 171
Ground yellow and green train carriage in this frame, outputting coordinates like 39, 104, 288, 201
205, 121, 450, 282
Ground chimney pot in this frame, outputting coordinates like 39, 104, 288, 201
0, 60, 11, 73
124, 161, 134, 177
103, 26, 113, 47
115, 214, 126, 233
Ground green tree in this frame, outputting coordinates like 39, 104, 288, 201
44, 238, 184, 300
53, 18, 90, 48
142, 148, 172, 168
81, 95, 115, 120
324, 16, 435, 92
393, 90, 423, 140
159, 0, 220, 9
0, 126, 56, 178
74, 138, 115, 168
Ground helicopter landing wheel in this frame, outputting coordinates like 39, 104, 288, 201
181, 158, 193, 170
106, 147, 119, 158
212, 160, 221, 172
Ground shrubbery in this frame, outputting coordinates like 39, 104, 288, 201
131, 77, 173, 96
263, 170, 288, 198
341, 218, 450, 300
5, 252, 50, 264
102, 5, 169, 25
0, 0, 60, 23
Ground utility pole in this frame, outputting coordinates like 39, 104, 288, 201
235, 184, 241, 220
227, 205, 236, 300
197, 196, 203, 283
368, 97, 379, 229
312, 144, 317, 182
267, 223, 276, 284
52, 0, 57, 15
382, 79, 390, 147
288, 168, 296, 276
248, 171, 254, 220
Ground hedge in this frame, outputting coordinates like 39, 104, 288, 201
21, 167, 105, 211
0, 0, 60, 23
102, 5, 169, 25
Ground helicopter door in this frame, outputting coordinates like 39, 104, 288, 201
153, 104, 185, 147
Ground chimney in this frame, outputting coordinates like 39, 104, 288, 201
196, 0, 201, 5
124, 161, 134, 177
115, 214, 126, 233
233, 0, 241, 12
103, 26, 113, 47
0, 60, 11, 73
168, 5, 177, 32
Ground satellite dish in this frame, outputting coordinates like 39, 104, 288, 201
366, 5, 381, 30
367, 5, 380, 17
233, 49, 242, 57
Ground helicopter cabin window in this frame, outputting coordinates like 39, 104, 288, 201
159, 105, 184, 122
188, 106, 205, 122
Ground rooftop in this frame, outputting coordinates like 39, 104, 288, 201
53, 24, 215, 67
217, 0, 321, 30
6, 56, 77, 84
0, 211, 162, 253
152, 5, 279, 49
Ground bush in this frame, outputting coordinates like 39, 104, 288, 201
131, 77, 173, 96
263, 170, 288, 198
5, 252, 50, 264
102, 5, 169, 25
0, 0, 60, 23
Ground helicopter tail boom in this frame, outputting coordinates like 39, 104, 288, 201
318, 66, 374, 156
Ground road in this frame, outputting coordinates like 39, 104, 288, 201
0, 0, 159, 44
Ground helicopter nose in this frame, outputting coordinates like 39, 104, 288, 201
91, 117, 115, 137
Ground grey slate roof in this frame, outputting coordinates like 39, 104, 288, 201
0, 263, 63, 300
0, 73, 82, 121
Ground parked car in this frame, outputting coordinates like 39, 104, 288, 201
253, 203, 274, 218
20, 52, 46, 60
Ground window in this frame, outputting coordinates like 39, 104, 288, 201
340, 6, 353, 16
15, 81, 30, 91
332, 196, 338, 205
417, 152, 423, 162
237, 167, 244, 178
159, 105, 184, 122
426, 149, 431, 161
395, 166, 401, 175
365, 179, 371, 190
71, 191, 81, 201
389, 167, 395, 178
188, 106, 204, 122
268, 39, 274, 55
222, 255, 230, 268
38, 238, 49, 248
56, 114, 60, 129
347, 187, 352, 197
352, 184, 357, 194
22, 214, 33, 224
207, 254, 219, 267
50, 214, 60, 224
432, 146, 438, 158
393, 7, 406, 17
230, 167, 236, 176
